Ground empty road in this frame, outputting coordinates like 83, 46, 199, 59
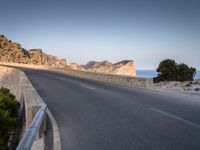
23, 69, 200, 150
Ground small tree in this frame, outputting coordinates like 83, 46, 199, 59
156, 59, 177, 81
0, 87, 20, 150
154, 59, 196, 82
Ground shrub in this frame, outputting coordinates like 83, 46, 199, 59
0, 87, 20, 150
154, 59, 196, 82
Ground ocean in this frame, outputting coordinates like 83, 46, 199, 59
136, 70, 200, 79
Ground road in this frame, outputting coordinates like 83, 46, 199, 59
23, 68, 200, 150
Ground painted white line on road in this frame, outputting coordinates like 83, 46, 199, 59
150, 107, 200, 129
80, 84, 94, 90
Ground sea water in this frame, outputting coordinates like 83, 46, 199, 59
136, 70, 200, 79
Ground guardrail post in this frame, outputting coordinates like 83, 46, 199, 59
39, 115, 47, 138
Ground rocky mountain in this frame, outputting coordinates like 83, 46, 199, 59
84, 60, 136, 76
0, 34, 136, 76
0, 35, 66, 67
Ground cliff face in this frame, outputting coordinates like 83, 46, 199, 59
84, 60, 136, 76
112, 60, 136, 76
0, 35, 66, 67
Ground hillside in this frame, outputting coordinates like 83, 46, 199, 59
0, 34, 136, 76
0, 35, 66, 67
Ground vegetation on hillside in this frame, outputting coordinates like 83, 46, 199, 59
154, 59, 196, 82
0, 87, 20, 150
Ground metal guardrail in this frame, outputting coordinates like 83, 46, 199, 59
16, 104, 47, 150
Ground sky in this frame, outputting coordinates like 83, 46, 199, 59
0, 0, 200, 69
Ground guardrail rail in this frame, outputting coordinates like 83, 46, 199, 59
16, 104, 47, 150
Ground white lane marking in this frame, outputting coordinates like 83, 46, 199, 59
150, 107, 200, 129
80, 84, 94, 90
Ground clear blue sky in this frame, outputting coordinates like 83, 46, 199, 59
1, 0, 200, 69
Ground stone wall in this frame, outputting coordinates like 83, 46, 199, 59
0, 67, 21, 100
49, 67, 154, 88
0, 66, 43, 128
0, 62, 48, 70
0, 65, 61, 150
20, 71, 44, 128
0, 63, 154, 89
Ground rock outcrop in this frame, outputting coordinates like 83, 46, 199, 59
0, 35, 66, 67
28, 49, 66, 66
84, 60, 136, 76
84, 60, 112, 72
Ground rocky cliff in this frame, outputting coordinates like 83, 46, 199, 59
84, 60, 136, 76
0, 35, 66, 67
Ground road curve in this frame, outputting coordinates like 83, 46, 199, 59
23, 68, 200, 150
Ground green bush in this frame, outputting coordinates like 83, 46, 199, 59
0, 87, 20, 150
154, 59, 196, 82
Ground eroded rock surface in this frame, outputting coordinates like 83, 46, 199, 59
0, 35, 66, 67
0, 34, 137, 76
84, 60, 136, 76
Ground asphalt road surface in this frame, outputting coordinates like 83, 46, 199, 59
23, 69, 200, 150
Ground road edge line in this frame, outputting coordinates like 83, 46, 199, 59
46, 109, 62, 150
